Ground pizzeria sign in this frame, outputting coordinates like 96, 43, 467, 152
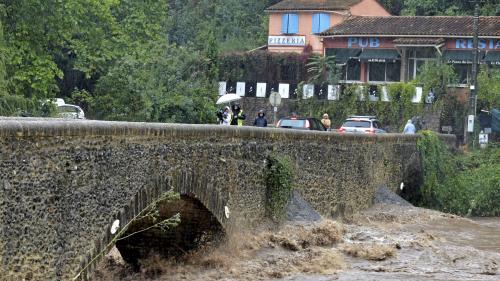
268, 36, 306, 46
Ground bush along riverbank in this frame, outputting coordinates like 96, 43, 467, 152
413, 131, 499, 217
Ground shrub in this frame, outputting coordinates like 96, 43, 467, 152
415, 131, 500, 216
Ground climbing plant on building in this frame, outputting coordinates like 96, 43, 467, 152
265, 154, 294, 222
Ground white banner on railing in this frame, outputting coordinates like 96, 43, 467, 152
328, 85, 340, 100
218, 82, 227, 96
256, 83, 267, 97
381, 86, 390, 102
357, 86, 365, 101
303, 84, 314, 99
412, 87, 422, 103
236, 82, 246, 97
279, 83, 290, 99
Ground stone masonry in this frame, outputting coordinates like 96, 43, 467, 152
0, 118, 455, 280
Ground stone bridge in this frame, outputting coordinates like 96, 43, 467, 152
0, 119, 453, 280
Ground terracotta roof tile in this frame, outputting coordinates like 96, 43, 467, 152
321, 16, 500, 37
266, 0, 362, 11
393, 38, 446, 45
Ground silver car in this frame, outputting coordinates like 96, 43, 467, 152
339, 116, 386, 134
57, 104, 85, 119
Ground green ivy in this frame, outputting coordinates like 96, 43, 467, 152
415, 131, 500, 216
297, 82, 423, 131
265, 154, 294, 222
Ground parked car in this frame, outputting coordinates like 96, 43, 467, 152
339, 116, 386, 134
57, 104, 85, 119
276, 116, 326, 131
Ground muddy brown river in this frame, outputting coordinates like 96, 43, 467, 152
92, 204, 500, 280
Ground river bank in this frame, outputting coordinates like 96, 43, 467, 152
92, 202, 500, 280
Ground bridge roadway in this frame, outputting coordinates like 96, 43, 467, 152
0, 118, 452, 280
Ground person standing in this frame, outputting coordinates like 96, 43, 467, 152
222, 106, 232, 125
425, 88, 435, 104
253, 109, 268, 127
403, 119, 416, 134
321, 113, 331, 131
230, 103, 246, 126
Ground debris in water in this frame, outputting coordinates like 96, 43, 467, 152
340, 243, 396, 261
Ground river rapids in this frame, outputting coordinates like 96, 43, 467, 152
92, 203, 500, 280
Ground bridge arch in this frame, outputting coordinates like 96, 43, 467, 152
0, 119, 455, 280
77, 170, 229, 278
115, 171, 228, 266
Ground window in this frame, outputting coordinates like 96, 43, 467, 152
386, 61, 401, 81
368, 61, 401, 82
340, 59, 361, 81
369, 62, 386, 81
407, 48, 438, 80
281, 14, 298, 34
342, 121, 371, 128
312, 13, 330, 34
453, 64, 471, 85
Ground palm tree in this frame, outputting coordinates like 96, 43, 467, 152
306, 54, 341, 85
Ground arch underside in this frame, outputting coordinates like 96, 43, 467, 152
115, 195, 225, 266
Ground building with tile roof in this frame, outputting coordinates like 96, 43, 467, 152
265, 0, 389, 53
318, 16, 500, 84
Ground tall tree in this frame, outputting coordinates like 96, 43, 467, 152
401, 0, 499, 16
1, 0, 119, 99
0, 13, 6, 95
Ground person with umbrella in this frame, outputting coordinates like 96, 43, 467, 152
216, 93, 242, 125
231, 103, 246, 126
220, 106, 231, 125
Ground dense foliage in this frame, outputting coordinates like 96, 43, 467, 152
219, 50, 309, 84
296, 81, 423, 131
477, 67, 500, 110
265, 154, 294, 222
0, 0, 498, 121
0, 0, 280, 121
380, 0, 499, 16
415, 131, 500, 217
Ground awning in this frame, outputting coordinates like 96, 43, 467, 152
325, 48, 361, 63
483, 51, 500, 65
442, 50, 475, 64
359, 49, 400, 62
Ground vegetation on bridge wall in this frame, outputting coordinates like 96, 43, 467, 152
414, 131, 499, 217
265, 154, 294, 222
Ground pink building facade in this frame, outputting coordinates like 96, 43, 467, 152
266, 0, 390, 54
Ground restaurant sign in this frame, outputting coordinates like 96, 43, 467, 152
348, 37, 381, 48
454, 38, 500, 50
268, 36, 306, 46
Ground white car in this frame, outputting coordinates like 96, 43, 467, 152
57, 104, 85, 119
339, 116, 386, 134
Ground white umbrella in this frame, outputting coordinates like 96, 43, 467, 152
216, 93, 241, 105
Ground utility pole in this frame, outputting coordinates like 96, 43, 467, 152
465, 0, 481, 147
